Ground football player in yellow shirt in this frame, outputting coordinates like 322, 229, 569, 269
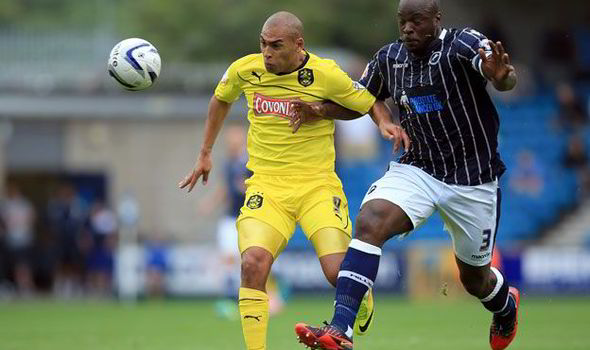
179, 11, 409, 350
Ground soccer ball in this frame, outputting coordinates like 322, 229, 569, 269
107, 38, 161, 91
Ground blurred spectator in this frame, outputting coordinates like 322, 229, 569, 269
574, 13, 590, 81
539, 23, 577, 82
481, 16, 510, 50
509, 150, 545, 198
47, 183, 88, 297
144, 233, 170, 298
563, 134, 590, 199
0, 184, 35, 295
541, 26, 576, 65
85, 201, 118, 297
30, 227, 59, 295
554, 82, 588, 131
0, 226, 6, 288
198, 124, 251, 319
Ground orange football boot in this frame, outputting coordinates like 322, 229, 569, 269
490, 287, 520, 350
295, 322, 353, 350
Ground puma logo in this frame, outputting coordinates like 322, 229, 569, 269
251, 71, 264, 82
244, 315, 262, 322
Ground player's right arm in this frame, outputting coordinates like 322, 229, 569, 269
179, 63, 242, 192
178, 96, 231, 192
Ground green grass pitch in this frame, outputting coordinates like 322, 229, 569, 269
0, 295, 588, 349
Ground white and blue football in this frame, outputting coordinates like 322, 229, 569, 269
108, 38, 161, 91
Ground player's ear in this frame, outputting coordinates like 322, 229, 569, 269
296, 37, 305, 51
434, 11, 442, 25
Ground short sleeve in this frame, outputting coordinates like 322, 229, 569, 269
359, 48, 391, 100
214, 61, 243, 103
323, 61, 376, 115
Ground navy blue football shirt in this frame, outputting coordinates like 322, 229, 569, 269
360, 28, 506, 186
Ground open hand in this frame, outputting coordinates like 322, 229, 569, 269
379, 121, 411, 153
178, 151, 212, 192
479, 41, 515, 88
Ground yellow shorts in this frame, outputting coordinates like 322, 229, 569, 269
237, 172, 352, 258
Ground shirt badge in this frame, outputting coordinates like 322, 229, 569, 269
297, 68, 314, 87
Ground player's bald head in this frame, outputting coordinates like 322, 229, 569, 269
260, 11, 306, 74
398, 0, 440, 16
262, 11, 304, 40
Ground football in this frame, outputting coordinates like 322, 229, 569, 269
107, 38, 161, 91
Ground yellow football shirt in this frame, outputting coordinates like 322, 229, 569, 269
214, 52, 376, 175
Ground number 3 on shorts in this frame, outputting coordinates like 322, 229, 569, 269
480, 229, 492, 252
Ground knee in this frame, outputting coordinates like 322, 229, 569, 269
355, 210, 389, 246
241, 248, 272, 287
355, 214, 379, 242
354, 201, 413, 247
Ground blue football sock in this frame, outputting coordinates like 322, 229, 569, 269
481, 267, 516, 324
330, 239, 381, 337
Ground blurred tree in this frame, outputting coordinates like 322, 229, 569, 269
0, 0, 101, 29
0, 0, 399, 61
119, 0, 399, 61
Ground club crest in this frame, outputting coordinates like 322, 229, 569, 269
298, 68, 314, 87
246, 194, 263, 209
429, 51, 442, 65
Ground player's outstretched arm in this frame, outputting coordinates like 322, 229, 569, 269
179, 96, 232, 192
480, 41, 517, 92
288, 100, 363, 133
315, 100, 363, 120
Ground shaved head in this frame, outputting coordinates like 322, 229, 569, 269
262, 11, 304, 39
259, 11, 306, 74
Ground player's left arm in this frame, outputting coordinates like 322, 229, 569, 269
479, 41, 517, 91
457, 28, 517, 91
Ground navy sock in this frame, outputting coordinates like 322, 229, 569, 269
496, 294, 517, 324
330, 239, 381, 337
481, 267, 516, 324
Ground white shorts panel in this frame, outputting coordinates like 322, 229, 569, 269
439, 180, 499, 266
361, 162, 500, 266
361, 162, 439, 230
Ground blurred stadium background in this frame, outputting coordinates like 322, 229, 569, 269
1, 0, 590, 349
